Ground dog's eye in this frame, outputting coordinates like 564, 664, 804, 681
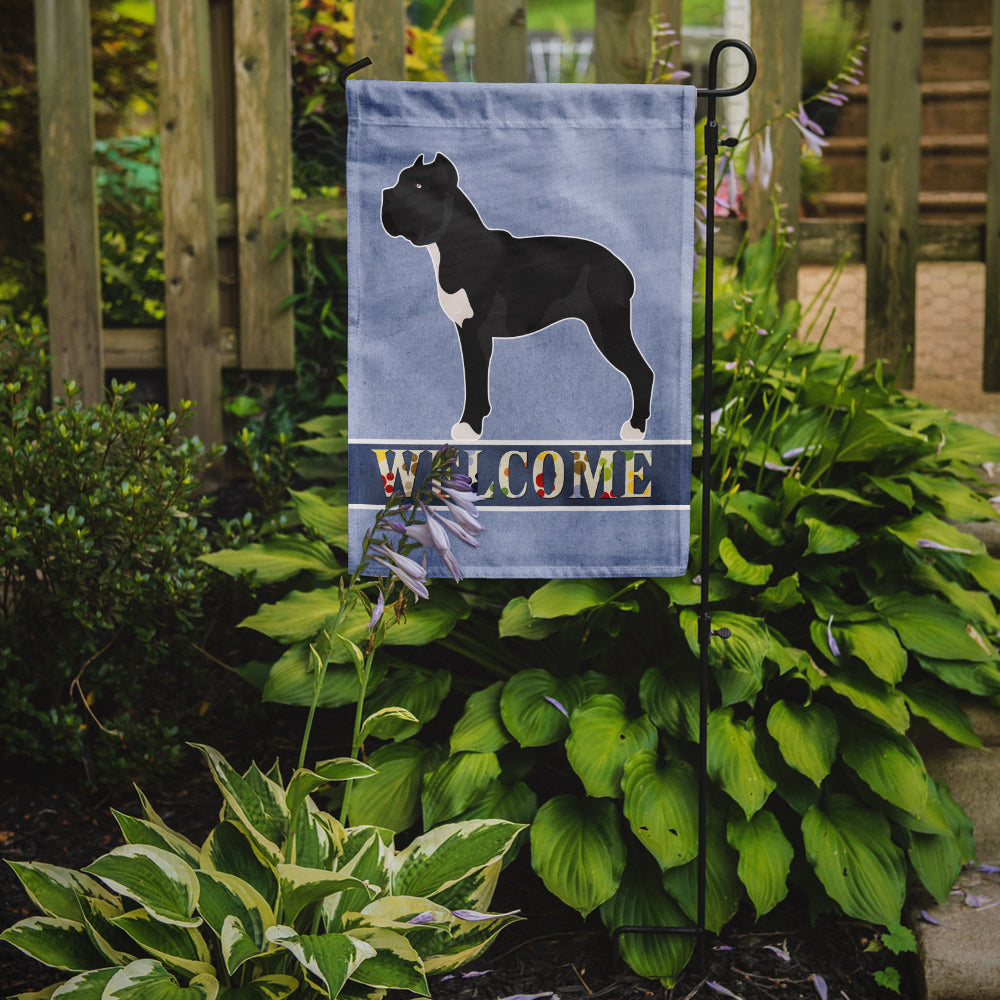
412, 181, 422, 189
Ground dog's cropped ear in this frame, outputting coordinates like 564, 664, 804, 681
411, 154, 425, 167
431, 152, 459, 185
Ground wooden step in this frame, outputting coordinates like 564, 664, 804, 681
813, 190, 987, 222
922, 25, 992, 83
822, 134, 989, 193
831, 80, 991, 138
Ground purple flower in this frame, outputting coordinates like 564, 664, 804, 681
367, 591, 385, 631
763, 944, 790, 961
747, 125, 773, 190
827, 615, 841, 658
451, 908, 520, 921
791, 104, 829, 156
371, 544, 429, 600
544, 695, 569, 718
812, 974, 828, 1000
917, 538, 973, 554
407, 911, 438, 925
429, 503, 480, 547
432, 481, 483, 520
706, 983, 742, 999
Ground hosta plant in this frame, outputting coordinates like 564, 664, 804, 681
1, 744, 523, 999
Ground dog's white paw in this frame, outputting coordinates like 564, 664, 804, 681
451, 421, 481, 441
620, 421, 646, 442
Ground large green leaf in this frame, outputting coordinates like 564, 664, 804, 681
83, 846, 200, 928
680, 610, 770, 706
718, 537, 772, 586
874, 593, 995, 662
260, 643, 387, 709
802, 794, 906, 926
346, 740, 441, 832
421, 751, 502, 828
499, 670, 584, 747
200, 535, 341, 584
833, 621, 907, 684
660, 810, 742, 934
838, 719, 928, 816
724, 490, 784, 545
755, 573, 805, 614
285, 759, 376, 822
803, 517, 859, 556
901, 680, 982, 748
916, 655, 1000, 697
362, 666, 451, 741
808, 661, 910, 732
886, 511, 985, 556
727, 811, 793, 918
835, 410, 927, 463
392, 820, 524, 900
599, 853, 694, 987
453, 779, 538, 827
527, 579, 616, 618
530, 795, 626, 917
497, 597, 565, 639
639, 664, 699, 742
0, 916, 107, 972
450, 682, 511, 754
906, 472, 998, 522
765, 700, 838, 786
265, 926, 374, 997
621, 751, 698, 871
565, 695, 658, 798
5, 862, 117, 923
199, 822, 278, 910
103, 959, 218, 1000
288, 488, 349, 547
707, 708, 775, 818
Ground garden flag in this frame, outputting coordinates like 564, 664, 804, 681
347, 80, 696, 577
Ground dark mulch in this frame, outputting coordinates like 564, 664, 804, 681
1, 744, 915, 1000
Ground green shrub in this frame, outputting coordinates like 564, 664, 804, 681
0, 317, 219, 783
1, 743, 524, 997
210, 233, 1000, 985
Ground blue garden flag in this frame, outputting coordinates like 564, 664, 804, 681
347, 80, 696, 578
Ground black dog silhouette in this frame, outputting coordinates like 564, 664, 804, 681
380, 152, 654, 441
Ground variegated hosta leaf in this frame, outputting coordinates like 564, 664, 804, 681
727, 810, 793, 918
802, 793, 906, 926
529, 795, 626, 917
499, 669, 585, 747
219, 915, 270, 980
112, 811, 201, 868
391, 820, 524, 901
707, 707, 776, 818
0, 916, 107, 971
190, 745, 287, 863
276, 864, 375, 925
83, 846, 200, 928
323, 829, 393, 931
565, 695, 658, 799
425, 859, 501, 915
621, 751, 699, 871
195, 871, 274, 973
102, 958, 218, 999
421, 907, 522, 975
110, 908, 214, 978
5, 862, 118, 922
285, 760, 376, 823
47, 966, 118, 997
599, 853, 694, 987
265, 926, 375, 998
214, 974, 299, 1000
765, 700, 838, 786
200, 822, 278, 910
77, 894, 136, 966
421, 751, 501, 829
345, 926, 429, 995
661, 811, 742, 934
450, 681, 511, 754
288, 802, 343, 870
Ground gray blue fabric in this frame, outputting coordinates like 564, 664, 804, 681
347, 79, 695, 578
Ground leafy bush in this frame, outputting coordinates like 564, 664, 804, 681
0, 317, 219, 783
206, 235, 1000, 984
1, 743, 524, 998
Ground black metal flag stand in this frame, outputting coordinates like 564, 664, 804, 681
339, 37, 758, 974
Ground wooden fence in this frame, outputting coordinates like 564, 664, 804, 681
33, 0, 1000, 445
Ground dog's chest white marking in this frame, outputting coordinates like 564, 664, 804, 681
427, 244, 474, 327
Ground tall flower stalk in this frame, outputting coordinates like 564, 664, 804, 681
293, 446, 482, 822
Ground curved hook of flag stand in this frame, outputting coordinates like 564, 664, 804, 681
339, 38, 758, 975
612, 38, 756, 973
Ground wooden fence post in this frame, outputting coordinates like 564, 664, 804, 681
474, 0, 527, 83
594, 0, 653, 84
34, 0, 104, 405
746, 0, 801, 305
354, 0, 406, 80
233, 0, 294, 369
983, 0, 1000, 390
157, 0, 223, 445
865, 0, 923, 389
